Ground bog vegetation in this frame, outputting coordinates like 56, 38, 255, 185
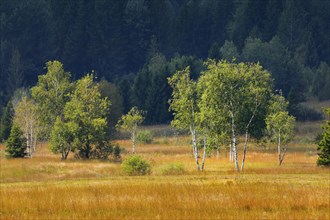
0, 58, 329, 219
0, 1, 329, 218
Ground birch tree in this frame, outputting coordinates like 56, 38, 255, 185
198, 70, 231, 165
200, 60, 272, 172
14, 96, 39, 157
31, 61, 72, 139
240, 63, 272, 171
266, 94, 295, 165
168, 67, 201, 171
199, 60, 246, 171
116, 106, 144, 154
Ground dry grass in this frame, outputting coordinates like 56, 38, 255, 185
0, 134, 329, 219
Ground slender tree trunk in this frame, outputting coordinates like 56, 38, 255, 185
279, 147, 286, 166
241, 105, 258, 171
201, 133, 207, 171
61, 145, 71, 160
190, 124, 200, 171
241, 130, 249, 171
230, 111, 239, 172
132, 130, 136, 154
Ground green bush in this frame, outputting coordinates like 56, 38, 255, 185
137, 130, 153, 144
160, 163, 185, 175
121, 155, 151, 175
89, 142, 122, 160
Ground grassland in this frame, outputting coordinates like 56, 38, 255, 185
0, 126, 329, 219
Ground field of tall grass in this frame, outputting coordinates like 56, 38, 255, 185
0, 125, 329, 219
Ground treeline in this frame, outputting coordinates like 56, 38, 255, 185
1, 0, 330, 123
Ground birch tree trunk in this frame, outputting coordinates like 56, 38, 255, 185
241, 131, 249, 171
279, 147, 286, 166
241, 104, 258, 171
190, 124, 200, 171
132, 130, 136, 154
230, 111, 239, 172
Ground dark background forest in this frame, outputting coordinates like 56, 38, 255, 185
1, 0, 329, 124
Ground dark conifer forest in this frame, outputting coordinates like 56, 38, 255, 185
1, 0, 329, 124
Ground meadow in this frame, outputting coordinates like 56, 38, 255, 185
0, 124, 329, 219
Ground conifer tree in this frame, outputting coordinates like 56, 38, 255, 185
317, 108, 330, 166
0, 100, 14, 141
5, 124, 27, 158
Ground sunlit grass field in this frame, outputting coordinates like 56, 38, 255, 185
0, 124, 329, 219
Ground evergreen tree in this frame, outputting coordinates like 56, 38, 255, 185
5, 124, 27, 158
317, 108, 330, 166
0, 100, 14, 141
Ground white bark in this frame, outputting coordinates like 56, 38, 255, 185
241, 101, 259, 171
241, 131, 248, 171
230, 111, 239, 172
279, 147, 286, 166
132, 126, 136, 154
190, 124, 200, 171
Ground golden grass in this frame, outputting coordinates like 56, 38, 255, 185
0, 137, 329, 219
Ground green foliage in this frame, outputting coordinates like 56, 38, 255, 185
5, 125, 26, 158
112, 144, 122, 161
50, 117, 73, 160
31, 61, 72, 139
98, 79, 124, 131
317, 108, 330, 166
200, 60, 272, 137
64, 74, 110, 159
220, 40, 239, 61
266, 111, 296, 145
0, 101, 14, 141
136, 130, 153, 144
121, 155, 151, 176
117, 107, 144, 132
168, 67, 198, 131
312, 62, 330, 101
117, 106, 144, 153
159, 163, 185, 175
90, 142, 121, 160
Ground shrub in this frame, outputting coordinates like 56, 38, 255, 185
136, 130, 153, 144
89, 142, 122, 160
159, 163, 185, 175
121, 155, 151, 175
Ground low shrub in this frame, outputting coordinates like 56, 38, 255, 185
137, 130, 153, 144
159, 163, 185, 175
88, 142, 122, 160
121, 155, 151, 175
